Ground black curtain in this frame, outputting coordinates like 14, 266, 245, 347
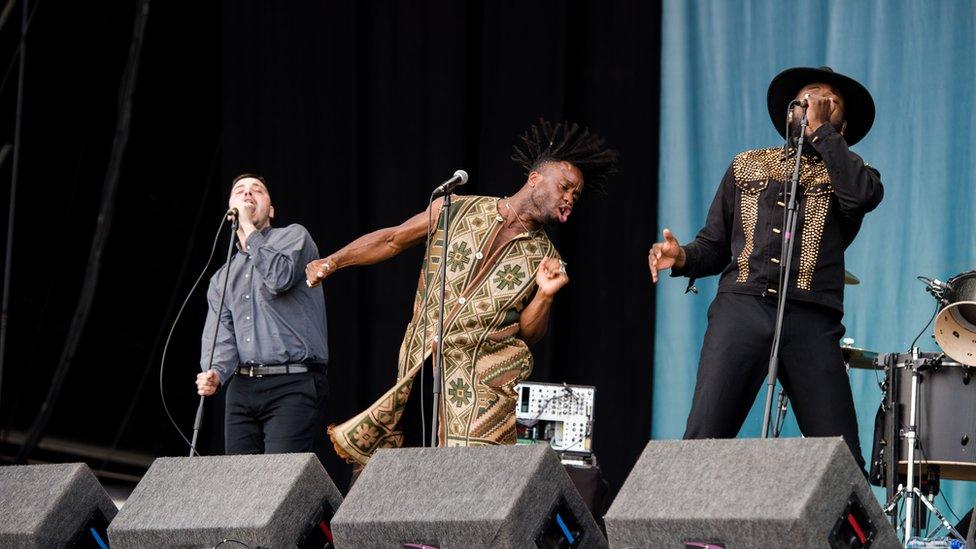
1, 0, 660, 501
218, 0, 661, 497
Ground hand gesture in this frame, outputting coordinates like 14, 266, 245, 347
305, 257, 337, 288
649, 228, 685, 283
536, 257, 569, 297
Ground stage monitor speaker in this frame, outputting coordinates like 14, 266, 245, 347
604, 437, 899, 548
331, 444, 607, 548
0, 462, 117, 548
107, 453, 342, 548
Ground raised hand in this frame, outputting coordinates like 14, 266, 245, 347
803, 92, 839, 136
648, 228, 685, 283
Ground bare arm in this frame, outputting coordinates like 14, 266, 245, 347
305, 199, 443, 286
518, 257, 568, 345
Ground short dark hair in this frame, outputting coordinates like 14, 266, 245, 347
231, 173, 268, 190
511, 119, 619, 194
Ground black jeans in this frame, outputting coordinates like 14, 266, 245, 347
683, 292, 865, 468
224, 370, 329, 456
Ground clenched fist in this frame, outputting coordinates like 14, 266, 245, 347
196, 370, 220, 396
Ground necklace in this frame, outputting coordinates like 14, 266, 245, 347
504, 198, 535, 234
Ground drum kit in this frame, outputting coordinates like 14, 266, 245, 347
841, 270, 976, 542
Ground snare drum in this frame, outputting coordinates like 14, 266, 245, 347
894, 352, 976, 480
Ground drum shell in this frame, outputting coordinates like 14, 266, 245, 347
896, 354, 976, 480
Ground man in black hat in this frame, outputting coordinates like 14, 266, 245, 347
648, 67, 882, 467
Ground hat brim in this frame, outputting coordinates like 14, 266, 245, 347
766, 67, 875, 146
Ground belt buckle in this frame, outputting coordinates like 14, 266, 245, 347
248, 367, 254, 378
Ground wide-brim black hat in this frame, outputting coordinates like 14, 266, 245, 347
767, 66, 875, 146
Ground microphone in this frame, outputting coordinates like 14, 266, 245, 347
922, 276, 949, 303
432, 169, 468, 198
226, 207, 238, 219
790, 98, 809, 109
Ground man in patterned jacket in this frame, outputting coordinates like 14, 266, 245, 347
649, 67, 882, 468
306, 120, 618, 465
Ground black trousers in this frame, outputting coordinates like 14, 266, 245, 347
683, 292, 865, 468
224, 370, 329, 457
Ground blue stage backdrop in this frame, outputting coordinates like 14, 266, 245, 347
654, 0, 976, 517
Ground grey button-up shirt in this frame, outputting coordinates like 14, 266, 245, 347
200, 224, 328, 383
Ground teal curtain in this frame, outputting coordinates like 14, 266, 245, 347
654, 0, 976, 519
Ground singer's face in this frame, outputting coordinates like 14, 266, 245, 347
229, 177, 274, 229
791, 82, 846, 133
528, 161, 583, 225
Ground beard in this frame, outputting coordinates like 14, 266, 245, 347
528, 188, 558, 228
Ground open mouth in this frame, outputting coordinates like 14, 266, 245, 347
557, 204, 572, 223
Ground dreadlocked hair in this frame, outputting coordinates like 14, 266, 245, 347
511, 118, 619, 194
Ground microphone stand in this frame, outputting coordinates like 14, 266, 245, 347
429, 193, 452, 448
189, 213, 239, 457
761, 105, 807, 439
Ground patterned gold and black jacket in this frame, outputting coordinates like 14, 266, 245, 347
672, 124, 883, 312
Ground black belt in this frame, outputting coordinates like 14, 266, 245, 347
235, 363, 325, 377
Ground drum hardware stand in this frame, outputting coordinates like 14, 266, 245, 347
881, 347, 963, 543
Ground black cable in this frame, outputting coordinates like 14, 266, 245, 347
416, 191, 437, 445
158, 213, 229, 455
100, 135, 222, 471
14, 0, 150, 464
211, 539, 251, 548
910, 300, 940, 352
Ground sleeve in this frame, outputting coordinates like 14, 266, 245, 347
245, 224, 314, 295
808, 124, 884, 217
200, 272, 239, 384
671, 164, 735, 280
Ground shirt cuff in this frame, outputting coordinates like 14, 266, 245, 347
809, 123, 841, 147
670, 245, 694, 278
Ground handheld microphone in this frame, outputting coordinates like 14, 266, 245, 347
226, 207, 239, 220
432, 169, 468, 198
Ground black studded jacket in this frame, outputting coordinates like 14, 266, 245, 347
671, 124, 883, 312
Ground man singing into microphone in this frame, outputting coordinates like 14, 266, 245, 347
196, 174, 330, 458
649, 67, 882, 467
306, 120, 618, 466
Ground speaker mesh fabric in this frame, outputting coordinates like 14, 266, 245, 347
331, 444, 607, 548
605, 437, 899, 548
107, 453, 342, 548
0, 462, 118, 549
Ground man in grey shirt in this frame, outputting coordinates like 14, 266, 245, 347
196, 174, 329, 456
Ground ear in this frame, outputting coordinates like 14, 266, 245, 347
788, 111, 794, 123
840, 121, 847, 135
528, 171, 541, 188
269, 205, 275, 220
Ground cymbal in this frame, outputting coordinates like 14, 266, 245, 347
845, 270, 860, 285
841, 344, 881, 370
